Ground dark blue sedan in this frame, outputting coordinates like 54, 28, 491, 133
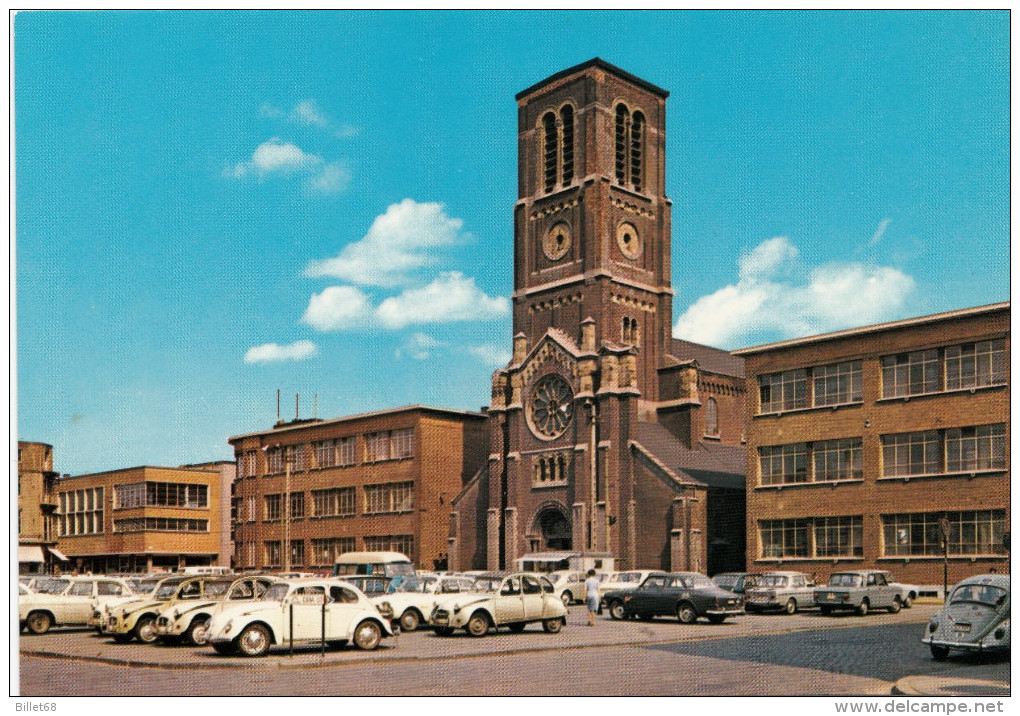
603, 572, 744, 624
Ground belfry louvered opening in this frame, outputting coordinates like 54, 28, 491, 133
560, 105, 574, 186
543, 112, 558, 193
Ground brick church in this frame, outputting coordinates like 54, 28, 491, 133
448, 59, 747, 573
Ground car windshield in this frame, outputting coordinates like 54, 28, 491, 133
949, 584, 1007, 607
37, 579, 70, 594
133, 579, 160, 594
155, 582, 182, 599
472, 578, 501, 593
203, 581, 232, 598
758, 575, 789, 588
262, 584, 290, 602
828, 574, 862, 587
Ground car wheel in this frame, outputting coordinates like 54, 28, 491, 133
707, 614, 726, 624
236, 623, 271, 657
134, 615, 158, 644
819, 606, 832, 616
561, 591, 572, 607
400, 609, 421, 633
26, 611, 52, 635
185, 617, 210, 646
856, 599, 869, 617
466, 612, 491, 638
542, 617, 564, 634
677, 602, 698, 624
609, 600, 626, 620
930, 644, 950, 661
434, 627, 455, 637
903, 594, 914, 609
508, 622, 527, 633
785, 598, 798, 615
888, 596, 902, 614
353, 620, 382, 650
112, 633, 133, 644
212, 642, 236, 655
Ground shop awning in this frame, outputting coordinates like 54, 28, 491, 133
18, 545, 45, 563
47, 546, 69, 562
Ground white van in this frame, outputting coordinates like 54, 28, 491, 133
333, 551, 415, 578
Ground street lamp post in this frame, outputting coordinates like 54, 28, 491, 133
284, 449, 292, 573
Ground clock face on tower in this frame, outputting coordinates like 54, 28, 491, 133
527, 374, 575, 439
616, 222, 642, 260
543, 222, 572, 261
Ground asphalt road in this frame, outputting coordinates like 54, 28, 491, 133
17, 606, 1010, 696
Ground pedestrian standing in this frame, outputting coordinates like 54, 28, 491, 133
584, 569, 600, 627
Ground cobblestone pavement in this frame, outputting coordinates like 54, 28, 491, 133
17, 603, 1007, 696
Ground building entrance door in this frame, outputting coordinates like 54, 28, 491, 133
538, 507, 571, 550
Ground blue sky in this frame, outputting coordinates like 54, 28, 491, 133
15, 11, 1009, 475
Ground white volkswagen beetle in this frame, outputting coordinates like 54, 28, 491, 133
923, 573, 1010, 660
205, 578, 394, 657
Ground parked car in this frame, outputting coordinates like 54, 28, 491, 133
603, 572, 744, 624
340, 574, 393, 597
548, 570, 588, 606
429, 572, 567, 637
154, 575, 278, 645
877, 571, 919, 608
20, 575, 135, 634
205, 578, 394, 656
19, 583, 33, 596
105, 575, 197, 643
923, 573, 1009, 660
744, 571, 816, 614
814, 570, 903, 615
711, 572, 758, 595
597, 570, 666, 603
371, 574, 478, 632
90, 577, 162, 632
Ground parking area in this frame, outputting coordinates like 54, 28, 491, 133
20, 602, 941, 669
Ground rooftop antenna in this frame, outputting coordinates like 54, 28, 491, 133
314, 394, 318, 420
276, 389, 281, 423
295, 393, 300, 421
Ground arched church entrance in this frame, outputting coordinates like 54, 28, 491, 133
535, 504, 572, 550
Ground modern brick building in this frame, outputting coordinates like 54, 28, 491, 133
17, 441, 64, 574
449, 59, 747, 574
228, 406, 488, 572
55, 464, 229, 573
733, 302, 1010, 588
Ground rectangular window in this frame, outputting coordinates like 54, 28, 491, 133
945, 424, 1006, 473
290, 540, 305, 567
814, 516, 863, 557
311, 487, 356, 517
812, 361, 863, 406
310, 537, 356, 567
265, 494, 282, 521
759, 519, 810, 558
945, 339, 1007, 391
364, 432, 391, 462
267, 448, 283, 474
285, 445, 307, 472
392, 428, 415, 459
314, 440, 336, 468
265, 541, 282, 567
124, 481, 208, 508
338, 437, 356, 466
245, 496, 256, 522
758, 369, 808, 413
882, 510, 1006, 557
115, 483, 146, 508
758, 444, 808, 486
290, 492, 305, 520
813, 438, 863, 482
113, 517, 209, 533
881, 431, 941, 477
881, 349, 941, 398
59, 486, 104, 536
364, 481, 415, 514
364, 534, 414, 559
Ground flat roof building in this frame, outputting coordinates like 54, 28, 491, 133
733, 302, 1009, 589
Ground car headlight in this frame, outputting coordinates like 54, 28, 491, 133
929, 620, 938, 633
377, 602, 394, 619
223, 619, 233, 635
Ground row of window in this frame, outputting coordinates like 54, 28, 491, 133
238, 428, 415, 478
245, 535, 415, 569
757, 339, 1006, 414
115, 482, 209, 509
57, 487, 105, 536
113, 517, 209, 533
758, 423, 1006, 486
759, 510, 1007, 559
233, 481, 416, 523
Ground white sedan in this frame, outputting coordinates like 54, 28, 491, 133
20, 576, 135, 634
205, 578, 394, 657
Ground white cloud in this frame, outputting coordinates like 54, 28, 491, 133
870, 218, 892, 246
305, 163, 351, 195
376, 272, 510, 329
335, 124, 359, 139
259, 103, 284, 119
300, 286, 373, 331
290, 99, 328, 127
396, 332, 445, 361
244, 340, 319, 364
674, 236, 916, 348
467, 344, 512, 367
304, 199, 467, 287
230, 138, 322, 178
